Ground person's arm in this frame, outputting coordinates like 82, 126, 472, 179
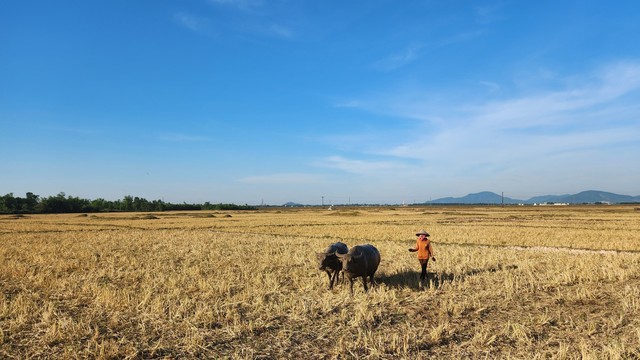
408, 239, 418, 252
428, 242, 436, 261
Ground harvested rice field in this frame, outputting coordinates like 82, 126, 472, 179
1, 205, 640, 358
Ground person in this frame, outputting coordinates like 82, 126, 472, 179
408, 229, 436, 287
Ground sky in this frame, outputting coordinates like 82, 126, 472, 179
1, 1, 640, 205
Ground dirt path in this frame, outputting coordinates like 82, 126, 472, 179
439, 241, 638, 255
505, 245, 623, 255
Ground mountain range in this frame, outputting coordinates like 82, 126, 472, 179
425, 190, 640, 205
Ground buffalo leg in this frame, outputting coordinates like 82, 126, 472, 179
334, 270, 343, 286
362, 277, 368, 292
325, 270, 333, 289
329, 270, 339, 289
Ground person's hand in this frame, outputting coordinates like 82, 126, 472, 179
408, 248, 416, 252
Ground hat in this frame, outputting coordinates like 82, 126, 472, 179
416, 230, 430, 236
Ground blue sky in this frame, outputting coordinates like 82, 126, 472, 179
2, 1, 640, 205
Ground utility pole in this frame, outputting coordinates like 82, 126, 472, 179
502, 192, 504, 207
322, 196, 324, 206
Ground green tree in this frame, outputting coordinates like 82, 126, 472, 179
0, 193, 16, 213
23, 192, 39, 213
122, 195, 134, 211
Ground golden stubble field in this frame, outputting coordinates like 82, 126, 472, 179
1, 206, 640, 359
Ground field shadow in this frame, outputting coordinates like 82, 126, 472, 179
377, 264, 518, 290
376, 269, 421, 289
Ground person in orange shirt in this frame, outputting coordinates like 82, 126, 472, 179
409, 229, 436, 287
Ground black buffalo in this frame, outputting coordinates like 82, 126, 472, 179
316, 242, 349, 289
336, 244, 380, 293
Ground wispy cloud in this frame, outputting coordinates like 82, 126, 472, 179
333, 99, 365, 108
208, 0, 264, 11
158, 133, 209, 142
331, 60, 640, 183
479, 81, 501, 93
373, 44, 424, 71
315, 155, 408, 175
439, 30, 484, 46
53, 126, 99, 135
183, 2, 293, 40
174, 12, 208, 32
266, 24, 293, 39
473, 4, 503, 24
471, 61, 640, 130
238, 173, 324, 184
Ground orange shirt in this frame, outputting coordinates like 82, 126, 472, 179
413, 237, 434, 260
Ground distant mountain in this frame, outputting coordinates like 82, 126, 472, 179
427, 191, 522, 204
282, 202, 304, 207
526, 194, 572, 204
426, 190, 640, 204
560, 190, 639, 204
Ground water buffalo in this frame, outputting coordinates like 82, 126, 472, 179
316, 242, 349, 290
336, 244, 380, 293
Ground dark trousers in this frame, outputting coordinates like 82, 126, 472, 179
419, 259, 429, 280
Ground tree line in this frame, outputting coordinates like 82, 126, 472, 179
0, 192, 256, 214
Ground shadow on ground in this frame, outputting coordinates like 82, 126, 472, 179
377, 264, 518, 290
